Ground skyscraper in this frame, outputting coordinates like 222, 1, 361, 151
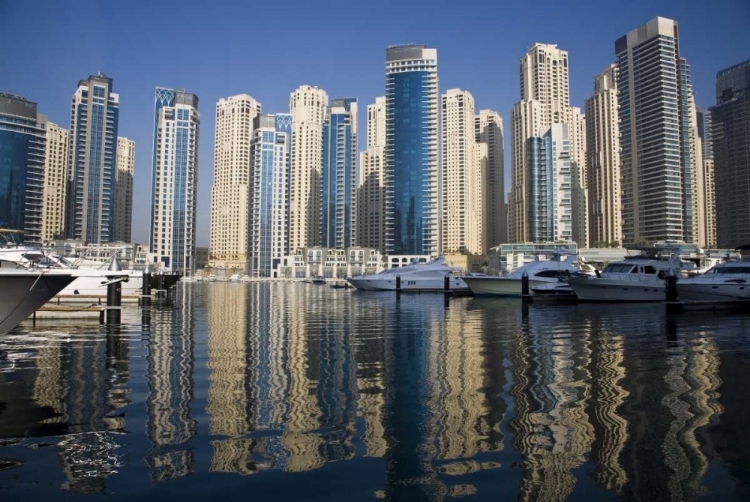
585, 64, 622, 247
569, 106, 588, 248
322, 98, 357, 249
616, 17, 701, 244
289, 85, 328, 252
150, 87, 199, 273
509, 43, 570, 243
711, 60, 750, 249
68, 73, 119, 243
385, 44, 439, 256
442, 88, 483, 254
527, 124, 573, 242
696, 108, 716, 248
248, 113, 292, 277
358, 96, 386, 251
210, 94, 261, 269
113, 137, 134, 242
41, 122, 69, 242
0, 93, 46, 241
475, 109, 505, 247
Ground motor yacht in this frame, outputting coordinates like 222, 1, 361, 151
567, 246, 684, 302
0, 230, 143, 297
462, 251, 582, 297
676, 247, 750, 302
0, 269, 75, 334
347, 257, 468, 292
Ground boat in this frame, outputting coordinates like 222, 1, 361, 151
329, 281, 351, 289
311, 277, 327, 285
676, 246, 750, 302
0, 230, 143, 297
462, 250, 582, 297
530, 277, 580, 301
0, 269, 75, 334
567, 246, 685, 302
347, 257, 468, 292
207, 274, 217, 282
229, 274, 241, 282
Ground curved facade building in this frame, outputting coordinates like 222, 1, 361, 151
385, 45, 439, 256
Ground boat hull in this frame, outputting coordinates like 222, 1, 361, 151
462, 277, 546, 297
568, 277, 665, 302
347, 276, 468, 292
0, 272, 75, 334
676, 282, 750, 302
58, 269, 143, 297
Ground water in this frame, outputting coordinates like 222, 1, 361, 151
1, 283, 749, 501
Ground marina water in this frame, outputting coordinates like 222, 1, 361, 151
1, 282, 749, 501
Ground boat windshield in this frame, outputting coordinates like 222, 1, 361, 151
603, 264, 635, 274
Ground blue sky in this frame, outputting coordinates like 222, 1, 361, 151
1, 0, 748, 246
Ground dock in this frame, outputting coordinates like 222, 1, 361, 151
31, 304, 102, 320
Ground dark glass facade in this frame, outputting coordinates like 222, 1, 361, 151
321, 98, 356, 249
711, 60, 750, 249
386, 71, 431, 255
0, 93, 45, 241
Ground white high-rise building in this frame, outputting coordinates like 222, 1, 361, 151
113, 137, 135, 243
527, 123, 573, 242
585, 64, 622, 247
357, 97, 386, 251
616, 17, 701, 244
696, 108, 716, 248
209, 94, 261, 269
442, 89, 484, 254
569, 106, 588, 248
509, 44, 570, 243
385, 44, 439, 256
475, 110, 505, 247
150, 87, 200, 273
289, 85, 328, 252
41, 122, 69, 242
248, 114, 292, 277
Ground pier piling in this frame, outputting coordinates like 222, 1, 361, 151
521, 271, 531, 304
142, 270, 151, 306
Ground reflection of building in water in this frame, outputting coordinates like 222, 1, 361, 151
352, 298, 388, 458
281, 284, 325, 472
708, 317, 750, 499
427, 306, 488, 460
146, 285, 196, 482
30, 325, 129, 494
510, 306, 595, 501
661, 335, 723, 500
206, 284, 256, 473
586, 322, 629, 492
383, 294, 447, 501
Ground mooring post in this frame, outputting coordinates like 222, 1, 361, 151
444, 274, 450, 293
396, 274, 402, 293
521, 270, 530, 303
106, 278, 122, 325
142, 269, 151, 306
665, 268, 682, 314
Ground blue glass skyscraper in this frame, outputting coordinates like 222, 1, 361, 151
0, 93, 46, 241
249, 114, 291, 277
68, 73, 119, 243
322, 98, 357, 249
150, 87, 200, 273
385, 45, 439, 256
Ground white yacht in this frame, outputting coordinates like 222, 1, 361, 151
462, 251, 582, 297
0, 269, 75, 334
0, 230, 143, 297
676, 249, 750, 302
347, 258, 468, 292
567, 246, 683, 302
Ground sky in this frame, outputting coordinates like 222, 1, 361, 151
1, 0, 748, 246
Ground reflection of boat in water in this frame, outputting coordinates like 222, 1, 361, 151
463, 250, 582, 297
0, 269, 75, 334
347, 258, 468, 292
